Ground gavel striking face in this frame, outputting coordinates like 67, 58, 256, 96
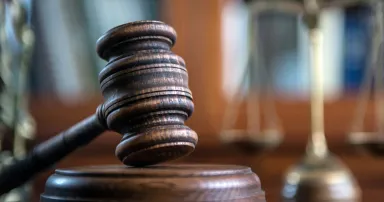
96, 20, 198, 167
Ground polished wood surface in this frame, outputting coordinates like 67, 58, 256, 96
40, 164, 265, 202
96, 20, 197, 166
30, 97, 384, 202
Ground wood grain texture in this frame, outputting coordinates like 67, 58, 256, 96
29, 97, 384, 202
96, 20, 197, 167
31, 147, 384, 202
40, 164, 265, 202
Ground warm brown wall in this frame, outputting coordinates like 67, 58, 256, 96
161, 0, 226, 136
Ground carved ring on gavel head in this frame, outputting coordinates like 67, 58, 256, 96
95, 20, 198, 167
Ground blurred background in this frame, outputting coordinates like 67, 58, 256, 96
0, 0, 383, 201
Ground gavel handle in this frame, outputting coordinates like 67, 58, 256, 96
0, 111, 107, 195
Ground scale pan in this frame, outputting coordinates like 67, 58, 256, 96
221, 129, 282, 154
348, 132, 384, 156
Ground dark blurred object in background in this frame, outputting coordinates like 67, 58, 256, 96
29, 0, 160, 104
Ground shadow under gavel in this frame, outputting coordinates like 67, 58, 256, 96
0, 20, 198, 195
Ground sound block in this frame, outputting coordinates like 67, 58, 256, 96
40, 164, 266, 202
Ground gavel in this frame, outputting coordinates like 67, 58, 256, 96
0, 20, 265, 202
0, 20, 198, 195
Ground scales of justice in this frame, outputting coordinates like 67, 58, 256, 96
0, 0, 383, 201
220, 0, 384, 201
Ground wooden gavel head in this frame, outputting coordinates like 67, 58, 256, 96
95, 20, 197, 167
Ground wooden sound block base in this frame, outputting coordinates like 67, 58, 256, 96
40, 164, 266, 202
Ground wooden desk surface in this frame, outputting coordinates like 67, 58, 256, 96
30, 141, 384, 202
27, 97, 384, 202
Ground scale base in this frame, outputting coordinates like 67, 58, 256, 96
282, 154, 361, 202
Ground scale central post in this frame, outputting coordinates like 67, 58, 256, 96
282, 0, 361, 201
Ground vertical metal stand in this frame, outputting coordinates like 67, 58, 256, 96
282, 0, 361, 201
